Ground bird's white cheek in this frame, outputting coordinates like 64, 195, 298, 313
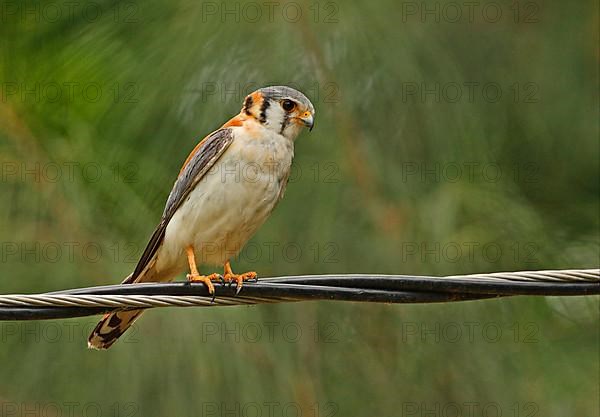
265, 105, 286, 131
283, 122, 304, 140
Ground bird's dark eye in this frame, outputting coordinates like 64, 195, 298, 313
281, 99, 296, 112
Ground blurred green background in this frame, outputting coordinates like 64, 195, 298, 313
0, 0, 598, 415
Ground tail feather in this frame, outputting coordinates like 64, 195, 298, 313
87, 309, 144, 350
88, 272, 147, 350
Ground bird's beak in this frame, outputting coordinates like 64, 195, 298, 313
299, 111, 314, 132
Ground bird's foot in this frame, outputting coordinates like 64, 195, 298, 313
186, 273, 223, 297
223, 271, 258, 295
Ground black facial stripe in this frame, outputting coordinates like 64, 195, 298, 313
280, 113, 289, 134
243, 95, 253, 115
259, 98, 270, 124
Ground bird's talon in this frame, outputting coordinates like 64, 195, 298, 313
223, 271, 257, 295
186, 273, 216, 295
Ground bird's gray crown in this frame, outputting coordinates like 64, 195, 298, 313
258, 86, 315, 114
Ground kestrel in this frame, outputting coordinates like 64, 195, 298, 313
88, 86, 315, 349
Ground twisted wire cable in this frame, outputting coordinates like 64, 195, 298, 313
0, 269, 597, 320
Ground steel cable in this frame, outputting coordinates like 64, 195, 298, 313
0, 269, 597, 320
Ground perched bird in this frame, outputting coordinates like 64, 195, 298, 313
88, 86, 315, 349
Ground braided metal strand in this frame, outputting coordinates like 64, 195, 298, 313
0, 269, 597, 321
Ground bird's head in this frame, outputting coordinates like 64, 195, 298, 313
242, 86, 315, 140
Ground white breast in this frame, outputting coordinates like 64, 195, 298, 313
152, 124, 294, 279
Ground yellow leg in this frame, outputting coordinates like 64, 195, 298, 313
185, 246, 221, 295
223, 261, 257, 294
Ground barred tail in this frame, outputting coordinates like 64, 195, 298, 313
87, 309, 144, 350
87, 272, 145, 350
